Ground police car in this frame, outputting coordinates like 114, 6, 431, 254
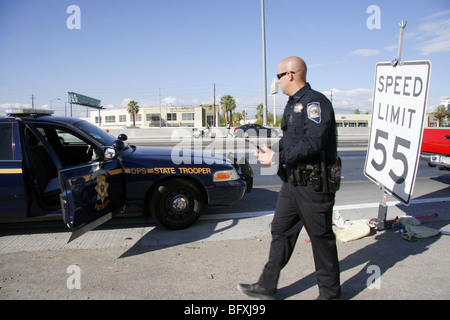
0, 109, 252, 241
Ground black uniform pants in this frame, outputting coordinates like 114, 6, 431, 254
258, 181, 341, 299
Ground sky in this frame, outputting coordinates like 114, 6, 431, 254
0, 0, 449, 119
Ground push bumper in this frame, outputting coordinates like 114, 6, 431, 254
227, 153, 253, 193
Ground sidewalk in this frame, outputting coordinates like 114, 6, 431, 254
0, 211, 449, 300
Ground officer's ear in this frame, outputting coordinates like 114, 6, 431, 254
288, 71, 296, 81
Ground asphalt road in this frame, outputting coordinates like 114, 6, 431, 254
1, 139, 449, 302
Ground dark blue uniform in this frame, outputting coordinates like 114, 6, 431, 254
278, 82, 337, 166
258, 83, 341, 299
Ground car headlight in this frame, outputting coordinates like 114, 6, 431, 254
213, 168, 239, 182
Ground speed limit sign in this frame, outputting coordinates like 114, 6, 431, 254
364, 60, 431, 204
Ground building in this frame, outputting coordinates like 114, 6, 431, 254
87, 105, 218, 128
335, 112, 444, 128
86, 106, 442, 129
335, 114, 371, 127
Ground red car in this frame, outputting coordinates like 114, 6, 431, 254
420, 127, 450, 170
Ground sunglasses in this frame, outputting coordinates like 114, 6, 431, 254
277, 71, 295, 80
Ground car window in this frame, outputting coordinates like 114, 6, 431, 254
35, 125, 101, 168
0, 123, 14, 160
72, 120, 117, 147
56, 129, 85, 145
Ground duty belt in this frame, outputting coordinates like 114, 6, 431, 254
277, 153, 342, 193
278, 164, 321, 189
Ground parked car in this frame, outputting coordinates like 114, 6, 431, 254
0, 109, 252, 241
420, 127, 450, 170
234, 123, 279, 138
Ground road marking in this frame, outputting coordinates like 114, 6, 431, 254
201, 197, 450, 221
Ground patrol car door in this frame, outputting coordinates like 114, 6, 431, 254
57, 141, 125, 242
0, 122, 28, 219
28, 124, 126, 242
59, 159, 125, 242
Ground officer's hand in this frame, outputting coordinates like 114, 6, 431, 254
255, 144, 275, 166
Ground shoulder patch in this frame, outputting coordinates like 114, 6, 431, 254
307, 102, 321, 124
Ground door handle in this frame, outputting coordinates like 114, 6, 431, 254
71, 177, 85, 185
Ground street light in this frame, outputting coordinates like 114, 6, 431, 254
271, 78, 278, 126
50, 98, 60, 109
261, 0, 268, 126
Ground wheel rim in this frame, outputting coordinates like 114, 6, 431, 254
172, 196, 187, 212
163, 189, 194, 221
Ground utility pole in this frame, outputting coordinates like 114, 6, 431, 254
261, 0, 268, 126
30, 94, 35, 110
159, 88, 162, 128
213, 83, 216, 127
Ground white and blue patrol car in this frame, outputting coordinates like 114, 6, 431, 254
0, 109, 252, 241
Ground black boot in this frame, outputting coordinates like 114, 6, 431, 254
237, 283, 276, 300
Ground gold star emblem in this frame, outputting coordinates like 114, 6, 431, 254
95, 176, 109, 203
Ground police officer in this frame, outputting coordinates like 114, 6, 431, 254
238, 56, 341, 300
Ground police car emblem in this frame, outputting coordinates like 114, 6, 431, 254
294, 103, 303, 113
307, 102, 321, 123
95, 176, 109, 203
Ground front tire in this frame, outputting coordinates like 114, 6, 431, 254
149, 179, 204, 230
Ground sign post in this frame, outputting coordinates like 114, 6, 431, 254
271, 78, 279, 126
364, 22, 432, 229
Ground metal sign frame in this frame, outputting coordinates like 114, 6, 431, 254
67, 92, 104, 118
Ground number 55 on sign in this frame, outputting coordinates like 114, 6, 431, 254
364, 60, 431, 204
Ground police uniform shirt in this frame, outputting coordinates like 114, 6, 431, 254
279, 83, 337, 167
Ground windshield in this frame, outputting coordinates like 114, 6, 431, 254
72, 120, 117, 146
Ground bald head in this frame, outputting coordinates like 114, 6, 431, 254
277, 56, 307, 96
279, 56, 307, 81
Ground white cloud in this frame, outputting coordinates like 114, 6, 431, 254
383, 44, 398, 52
349, 49, 380, 57
423, 10, 450, 21
120, 98, 131, 108
0, 102, 51, 111
0, 102, 53, 116
321, 88, 373, 113
233, 88, 375, 117
118, 96, 203, 109
0, 102, 31, 110
162, 96, 178, 106
414, 11, 450, 55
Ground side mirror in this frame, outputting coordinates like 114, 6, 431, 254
118, 134, 128, 141
112, 139, 125, 150
104, 147, 117, 160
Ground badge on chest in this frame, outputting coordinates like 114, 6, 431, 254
293, 103, 303, 113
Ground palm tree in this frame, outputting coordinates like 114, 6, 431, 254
256, 103, 264, 125
232, 112, 243, 125
432, 105, 450, 127
127, 100, 139, 127
220, 95, 236, 127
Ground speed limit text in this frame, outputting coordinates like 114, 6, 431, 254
377, 75, 423, 97
377, 105, 416, 129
